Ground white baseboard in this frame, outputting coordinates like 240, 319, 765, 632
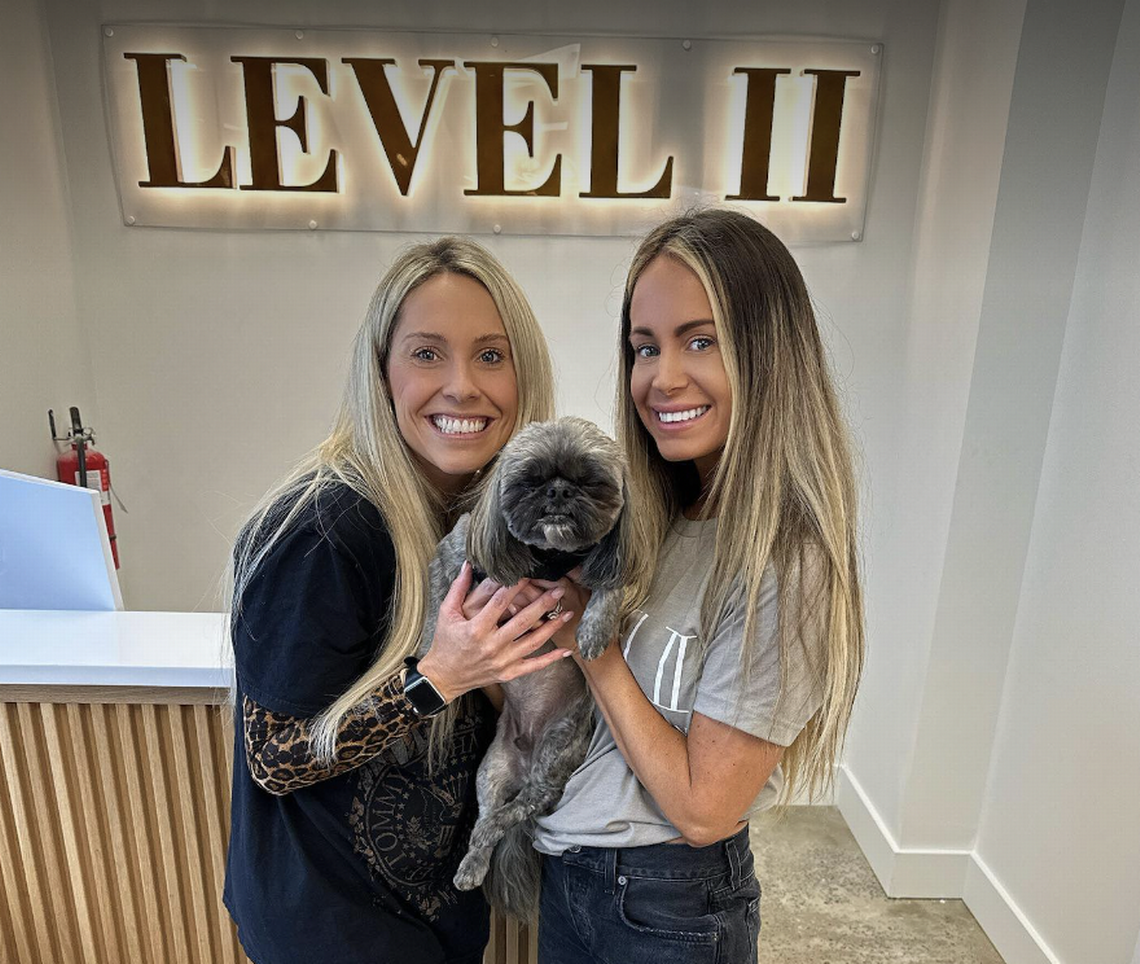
963, 855, 1060, 964
836, 764, 1063, 964
835, 763, 970, 897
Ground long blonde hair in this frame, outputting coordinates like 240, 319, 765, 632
616, 210, 864, 804
231, 237, 554, 760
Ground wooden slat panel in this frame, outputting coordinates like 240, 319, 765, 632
67, 702, 128, 964
40, 703, 101, 961
193, 704, 239, 964
0, 706, 38, 964
529, 916, 539, 962
114, 703, 172, 964
88, 702, 147, 964
506, 914, 522, 964
140, 702, 194, 964
18, 702, 80, 962
1, 699, 533, 964
169, 705, 216, 964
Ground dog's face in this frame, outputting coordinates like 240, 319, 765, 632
496, 418, 624, 553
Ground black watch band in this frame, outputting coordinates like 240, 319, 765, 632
402, 657, 448, 717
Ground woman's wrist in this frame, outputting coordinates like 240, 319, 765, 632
413, 651, 462, 704
575, 640, 622, 678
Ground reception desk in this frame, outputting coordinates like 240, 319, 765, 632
0, 611, 536, 964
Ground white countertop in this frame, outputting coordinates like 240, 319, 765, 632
0, 610, 231, 689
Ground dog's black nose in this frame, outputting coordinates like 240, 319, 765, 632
546, 478, 573, 502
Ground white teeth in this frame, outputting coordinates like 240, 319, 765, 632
657, 406, 710, 424
432, 416, 488, 435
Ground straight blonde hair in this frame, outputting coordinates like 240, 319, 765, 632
230, 237, 554, 761
616, 210, 864, 805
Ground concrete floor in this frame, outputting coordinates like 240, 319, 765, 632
749, 807, 1006, 964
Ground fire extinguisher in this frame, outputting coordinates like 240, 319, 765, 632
49, 406, 122, 568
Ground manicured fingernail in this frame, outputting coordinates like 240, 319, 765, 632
561, 649, 573, 657
561, 611, 574, 622
508, 604, 518, 615
551, 587, 566, 599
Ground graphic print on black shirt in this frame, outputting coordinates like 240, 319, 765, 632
350, 702, 493, 921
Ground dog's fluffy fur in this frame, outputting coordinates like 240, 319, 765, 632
420, 416, 631, 921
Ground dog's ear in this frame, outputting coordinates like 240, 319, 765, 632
467, 472, 535, 585
580, 473, 631, 591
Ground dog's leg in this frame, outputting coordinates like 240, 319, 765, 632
454, 712, 527, 890
510, 698, 594, 818
575, 587, 621, 661
454, 693, 592, 890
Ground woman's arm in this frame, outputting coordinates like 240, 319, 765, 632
243, 670, 419, 795
244, 570, 575, 795
578, 644, 784, 847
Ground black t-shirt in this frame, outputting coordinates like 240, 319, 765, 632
223, 484, 496, 964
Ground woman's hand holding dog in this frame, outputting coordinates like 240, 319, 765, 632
417, 562, 576, 704
532, 568, 592, 655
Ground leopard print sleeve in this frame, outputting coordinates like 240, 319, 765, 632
243, 672, 422, 795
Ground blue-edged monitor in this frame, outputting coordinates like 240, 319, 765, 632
0, 469, 124, 611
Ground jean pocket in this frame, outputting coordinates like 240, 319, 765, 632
615, 874, 721, 945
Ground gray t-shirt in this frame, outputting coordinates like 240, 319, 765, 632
533, 516, 823, 855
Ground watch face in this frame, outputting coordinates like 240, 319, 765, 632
405, 674, 447, 716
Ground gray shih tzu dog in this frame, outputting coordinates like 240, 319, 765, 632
419, 416, 631, 922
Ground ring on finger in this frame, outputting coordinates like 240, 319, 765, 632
544, 598, 564, 621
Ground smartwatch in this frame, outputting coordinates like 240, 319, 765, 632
402, 657, 448, 717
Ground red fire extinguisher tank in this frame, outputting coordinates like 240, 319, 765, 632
50, 408, 120, 569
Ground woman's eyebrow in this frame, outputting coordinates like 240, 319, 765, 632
629, 319, 715, 338
400, 330, 446, 343
398, 330, 509, 345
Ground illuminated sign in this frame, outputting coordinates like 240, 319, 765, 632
101, 27, 882, 241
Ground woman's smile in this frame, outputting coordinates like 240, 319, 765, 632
428, 414, 494, 436
651, 404, 712, 428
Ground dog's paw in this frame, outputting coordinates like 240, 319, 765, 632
576, 622, 611, 661
454, 852, 490, 891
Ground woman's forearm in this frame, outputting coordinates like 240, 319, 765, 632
580, 645, 783, 846
578, 647, 711, 840
243, 671, 420, 795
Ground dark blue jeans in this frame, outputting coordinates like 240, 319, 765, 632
537, 825, 761, 964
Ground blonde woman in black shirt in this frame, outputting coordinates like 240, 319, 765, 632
224, 238, 574, 964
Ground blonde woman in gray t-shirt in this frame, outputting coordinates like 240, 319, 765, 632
536, 210, 866, 964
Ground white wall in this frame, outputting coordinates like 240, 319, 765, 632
839, 0, 1028, 846
897, 0, 1122, 851
27, 0, 942, 611
0, 0, 98, 480
834, 0, 1140, 961
971, 0, 1140, 959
